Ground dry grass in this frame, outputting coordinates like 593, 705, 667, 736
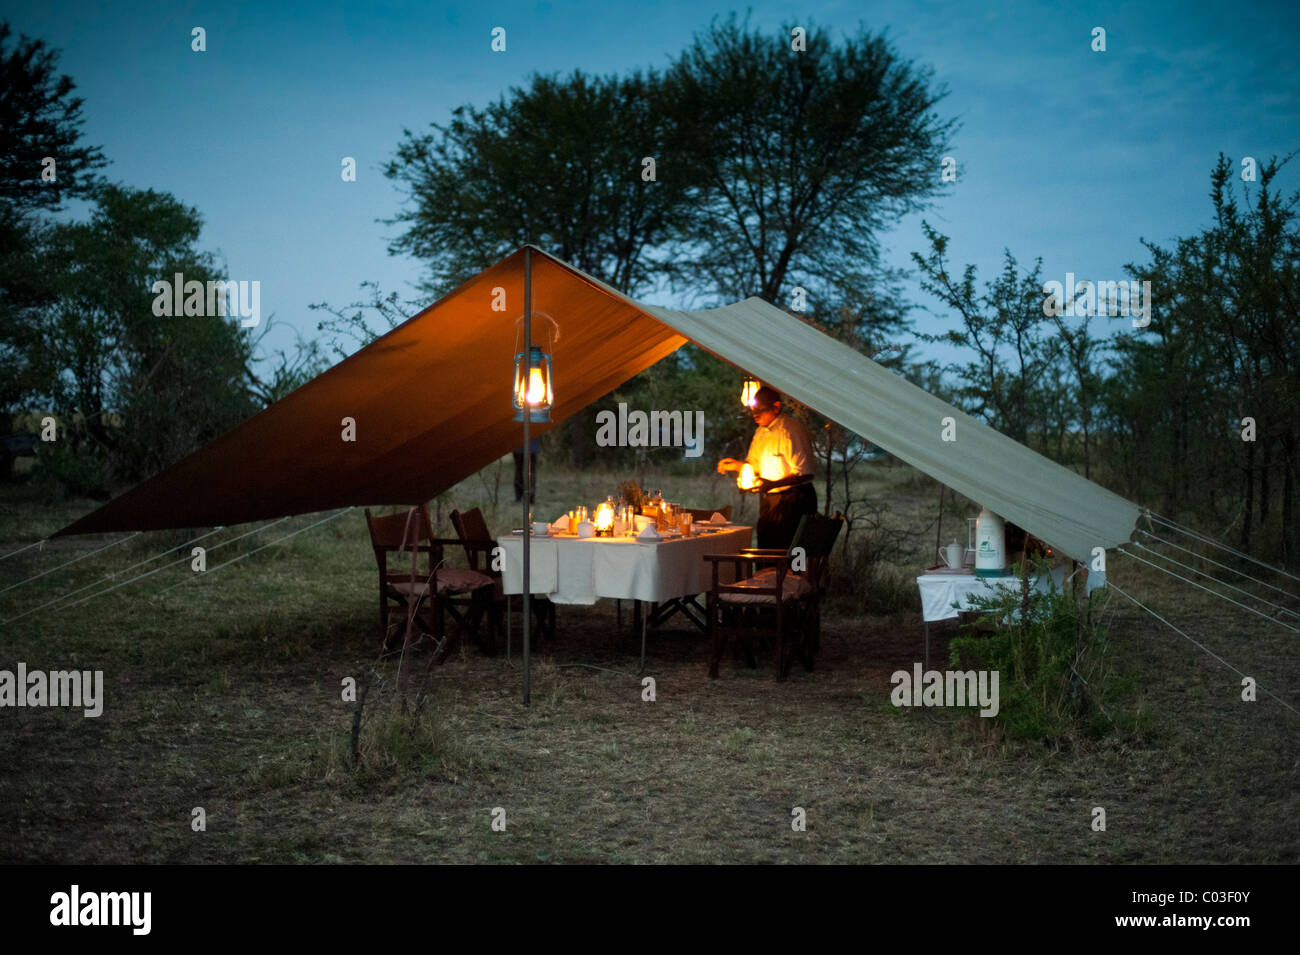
0, 460, 1296, 864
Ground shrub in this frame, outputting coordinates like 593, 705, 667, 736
30, 441, 109, 502
948, 560, 1144, 745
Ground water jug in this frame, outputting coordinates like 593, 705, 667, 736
974, 507, 1007, 577
938, 540, 963, 570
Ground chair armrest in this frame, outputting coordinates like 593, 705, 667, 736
733, 554, 794, 569
706, 553, 792, 600
704, 553, 792, 569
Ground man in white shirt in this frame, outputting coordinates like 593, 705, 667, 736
717, 386, 817, 549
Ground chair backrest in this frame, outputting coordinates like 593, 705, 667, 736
453, 507, 492, 542
450, 507, 493, 569
789, 512, 844, 592
365, 506, 433, 554
684, 504, 731, 522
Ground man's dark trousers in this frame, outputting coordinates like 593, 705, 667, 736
757, 483, 817, 550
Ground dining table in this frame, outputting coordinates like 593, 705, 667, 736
496, 523, 754, 668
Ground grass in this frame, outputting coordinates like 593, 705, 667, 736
0, 458, 1297, 864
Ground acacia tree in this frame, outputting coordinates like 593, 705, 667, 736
665, 16, 956, 307
663, 17, 952, 511
912, 224, 1062, 448
383, 68, 705, 466
380, 26, 953, 471
384, 69, 694, 297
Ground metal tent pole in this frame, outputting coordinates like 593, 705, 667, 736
522, 247, 532, 706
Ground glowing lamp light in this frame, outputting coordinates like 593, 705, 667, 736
737, 463, 758, 491
594, 501, 615, 536
740, 377, 760, 408
512, 344, 553, 422
523, 362, 548, 404
512, 311, 559, 423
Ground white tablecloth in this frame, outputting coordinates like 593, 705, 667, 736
497, 526, 753, 605
916, 565, 1100, 623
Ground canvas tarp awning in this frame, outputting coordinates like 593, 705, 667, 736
58, 246, 1140, 561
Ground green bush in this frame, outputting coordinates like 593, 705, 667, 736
948, 561, 1143, 745
30, 441, 109, 502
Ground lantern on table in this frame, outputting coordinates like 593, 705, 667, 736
594, 500, 615, 537
512, 312, 558, 422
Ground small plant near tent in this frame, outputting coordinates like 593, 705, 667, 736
326, 694, 465, 788
948, 558, 1145, 745
351, 705, 460, 779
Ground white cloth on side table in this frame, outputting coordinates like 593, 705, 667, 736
916, 564, 1104, 623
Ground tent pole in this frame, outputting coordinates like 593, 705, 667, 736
522, 247, 532, 706
934, 484, 945, 561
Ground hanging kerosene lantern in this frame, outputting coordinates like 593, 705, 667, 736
512, 312, 559, 422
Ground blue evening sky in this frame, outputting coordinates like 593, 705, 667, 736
6, 0, 1298, 371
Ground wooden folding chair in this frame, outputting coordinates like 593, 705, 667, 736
450, 507, 554, 648
704, 512, 844, 680
364, 506, 496, 658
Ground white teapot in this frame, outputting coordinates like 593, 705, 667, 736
938, 540, 963, 570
